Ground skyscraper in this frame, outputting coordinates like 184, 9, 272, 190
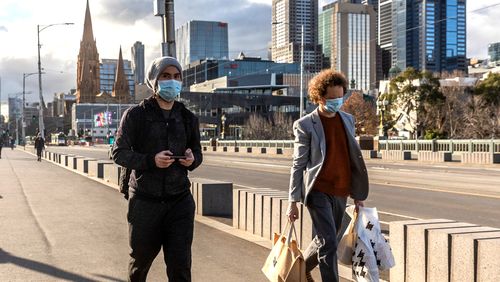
271, 0, 323, 73
175, 20, 229, 68
76, 0, 100, 103
392, 0, 467, 73
131, 41, 145, 84
379, 0, 393, 78
320, 2, 376, 91
319, 3, 335, 68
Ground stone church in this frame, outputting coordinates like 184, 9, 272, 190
76, 0, 131, 104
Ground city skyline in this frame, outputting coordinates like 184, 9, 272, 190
0, 0, 499, 105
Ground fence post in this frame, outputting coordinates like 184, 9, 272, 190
416, 140, 419, 152
469, 140, 473, 153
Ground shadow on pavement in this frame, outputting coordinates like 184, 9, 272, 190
0, 248, 98, 282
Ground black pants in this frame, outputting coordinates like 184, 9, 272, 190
303, 190, 347, 282
127, 191, 195, 282
36, 149, 43, 161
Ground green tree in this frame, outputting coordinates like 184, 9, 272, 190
389, 67, 445, 138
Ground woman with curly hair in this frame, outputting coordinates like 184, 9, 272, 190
286, 69, 369, 282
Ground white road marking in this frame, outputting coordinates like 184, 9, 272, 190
371, 181, 500, 199
224, 160, 289, 168
398, 169, 423, 172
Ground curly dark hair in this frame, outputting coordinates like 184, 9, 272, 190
308, 69, 348, 104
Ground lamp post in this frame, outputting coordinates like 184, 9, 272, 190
377, 98, 389, 137
220, 114, 226, 139
272, 21, 305, 118
22, 72, 38, 146
37, 22, 73, 139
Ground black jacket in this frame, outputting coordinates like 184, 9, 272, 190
34, 137, 45, 150
112, 97, 202, 197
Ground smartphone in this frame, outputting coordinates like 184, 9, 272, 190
170, 155, 187, 159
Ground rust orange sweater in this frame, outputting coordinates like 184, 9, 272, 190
313, 113, 351, 197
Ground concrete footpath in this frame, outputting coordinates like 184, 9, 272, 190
1, 148, 313, 282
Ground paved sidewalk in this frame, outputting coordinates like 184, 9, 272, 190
0, 149, 279, 281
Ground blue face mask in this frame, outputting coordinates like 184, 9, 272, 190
157, 79, 182, 102
323, 97, 344, 113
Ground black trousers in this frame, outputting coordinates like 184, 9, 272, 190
303, 190, 347, 282
127, 191, 195, 282
36, 148, 43, 160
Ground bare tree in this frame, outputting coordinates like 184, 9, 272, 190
243, 112, 294, 140
243, 114, 272, 140
270, 112, 294, 140
342, 92, 378, 136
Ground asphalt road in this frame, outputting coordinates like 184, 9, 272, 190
45, 146, 500, 228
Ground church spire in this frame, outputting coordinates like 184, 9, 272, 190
82, 0, 94, 42
113, 46, 131, 103
76, 0, 100, 103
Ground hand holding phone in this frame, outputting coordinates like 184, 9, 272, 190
155, 150, 175, 168
178, 148, 195, 167
170, 155, 187, 159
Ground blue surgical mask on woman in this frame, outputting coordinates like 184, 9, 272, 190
324, 97, 344, 113
157, 79, 182, 102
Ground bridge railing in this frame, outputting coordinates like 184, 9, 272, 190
201, 139, 500, 153
201, 140, 295, 149
378, 139, 500, 153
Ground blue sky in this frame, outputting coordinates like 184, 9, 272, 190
0, 0, 499, 110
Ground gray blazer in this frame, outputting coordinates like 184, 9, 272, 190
288, 108, 369, 205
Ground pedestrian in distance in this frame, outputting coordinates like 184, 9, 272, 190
0, 132, 4, 159
112, 56, 203, 282
286, 69, 369, 282
34, 133, 45, 162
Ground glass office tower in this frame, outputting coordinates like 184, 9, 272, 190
392, 0, 466, 73
176, 20, 229, 68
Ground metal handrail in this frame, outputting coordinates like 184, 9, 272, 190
201, 139, 500, 153
378, 139, 500, 153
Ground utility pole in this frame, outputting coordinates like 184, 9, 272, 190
154, 0, 176, 57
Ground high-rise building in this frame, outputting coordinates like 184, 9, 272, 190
175, 20, 229, 68
131, 41, 145, 84
392, 0, 467, 73
488, 42, 500, 63
319, 3, 335, 68
379, 0, 393, 78
76, 0, 100, 103
100, 58, 135, 100
321, 2, 376, 91
271, 0, 323, 73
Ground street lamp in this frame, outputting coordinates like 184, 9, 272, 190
37, 22, 73, 139
22, 72, 39, 146
377, 98, 389, 138
272, 21, 305, 118
220, 113, 226, 139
